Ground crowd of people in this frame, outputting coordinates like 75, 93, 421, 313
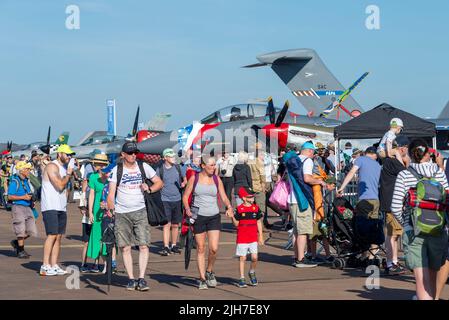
2, 116, 449, 299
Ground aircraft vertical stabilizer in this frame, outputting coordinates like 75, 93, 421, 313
244, 49, 364, 121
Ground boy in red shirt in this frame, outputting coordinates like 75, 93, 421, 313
230, 186, 264, 288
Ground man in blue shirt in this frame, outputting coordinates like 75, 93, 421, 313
7, 161, 38, 259
337, 146, 383, 262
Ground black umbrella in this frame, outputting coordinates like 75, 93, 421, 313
101, 215, 116, 292
184, 219, 194, 270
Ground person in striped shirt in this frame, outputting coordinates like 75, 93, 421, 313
391, 139, 448, 300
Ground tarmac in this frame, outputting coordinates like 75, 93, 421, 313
0, 202, 448, 300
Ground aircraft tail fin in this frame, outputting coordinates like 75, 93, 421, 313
438, 100, 449, 119
54, 132, 69, 145
244, 49, 364, 121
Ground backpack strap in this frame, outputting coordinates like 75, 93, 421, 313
175, 164, 183, 183
116, 163, 123, 188
137, 161, 148, 182
159, 163, 164, 181
408, 166, 423, 180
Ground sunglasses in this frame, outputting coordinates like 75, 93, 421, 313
125, 151, 138, 155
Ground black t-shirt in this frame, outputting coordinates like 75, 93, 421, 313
379, 157, 406, 212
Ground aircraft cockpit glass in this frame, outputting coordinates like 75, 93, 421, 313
201, 112, 221, 124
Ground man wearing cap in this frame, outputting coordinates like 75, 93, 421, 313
7, 161, 38, 259
156, 148, 187, 256
39, 144, 76, 276
337, 146, 383, 263
107, 142, 163, 291
379, 135, 409, 275
286, 141, 330, 268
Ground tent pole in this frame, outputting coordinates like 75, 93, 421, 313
433, 136, 437, 149
335, 139, 339, 180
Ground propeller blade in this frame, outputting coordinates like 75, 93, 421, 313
39, 145, 51, 155
46, 126, 51, 145
132, 105, 140, 137
267, 97, 276, 125
275, 100, 290, 127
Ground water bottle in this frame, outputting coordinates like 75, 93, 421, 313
320, 221, 329, 237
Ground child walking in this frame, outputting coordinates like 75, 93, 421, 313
230, 186, 264, 288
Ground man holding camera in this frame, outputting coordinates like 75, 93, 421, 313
7, 161, 38, 259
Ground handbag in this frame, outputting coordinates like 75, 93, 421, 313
137, 162, 168, 227
269, 174, 291, 211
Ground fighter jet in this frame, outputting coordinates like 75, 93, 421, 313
137, 98, 339, 161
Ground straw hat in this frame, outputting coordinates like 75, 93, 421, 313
90, 153, 109, 165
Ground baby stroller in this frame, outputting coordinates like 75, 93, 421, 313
328, 197, 386, 270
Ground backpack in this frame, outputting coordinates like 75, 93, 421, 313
407, 167, 447, 236
116, 161, 168, 227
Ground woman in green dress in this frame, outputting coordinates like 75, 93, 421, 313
87, 154, 110, 271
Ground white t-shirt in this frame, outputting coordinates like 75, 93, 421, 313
288, 155, 313, 204
378, 130, 396, 153
109, 162, 156, 214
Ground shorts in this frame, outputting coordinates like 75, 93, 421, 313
42, 210, 67, 235
162, 201, 182, 224
236, 242, 258, 256
193, 214, 221, 234
114, 208, 151, 248
402, 229, 448, 271
81, 223, 92, 242
356, 199, 380, 219
11, 205, 37, 238
386, 212, 403, 237
289, 204, 313, 236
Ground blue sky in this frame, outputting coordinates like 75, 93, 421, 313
1, 0, 449, 143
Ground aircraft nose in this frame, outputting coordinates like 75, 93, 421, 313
261, 123, 289, 149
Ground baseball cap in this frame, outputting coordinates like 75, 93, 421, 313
395, 135, 410, 147
238, 186, 256, 199
56, 144, 75, 155
301, 141, 316, 151
365, 146, 377, 154
15, 161, 33, 171
390, 118, 404, 128
121, 142, 139, 153
162, 148, 176, 158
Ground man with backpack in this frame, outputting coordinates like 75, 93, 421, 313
7, 161, 38, 259
107, 142, 163, 292
156, 148, 187, 256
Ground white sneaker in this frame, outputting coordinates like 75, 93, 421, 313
52, 264, 68, 276
40, 265, 57, 276
412, 295, 418, 300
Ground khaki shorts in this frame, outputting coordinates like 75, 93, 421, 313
11, 205, 38, 238
386, 212, 403, 237
115, 208, 151, 248
356, 199, 380, 219
402, 229, 448, 271
289, 204, 313, 236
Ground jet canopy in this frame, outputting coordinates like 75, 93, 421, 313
201, 103, 281, 124
80, 135, 125, 146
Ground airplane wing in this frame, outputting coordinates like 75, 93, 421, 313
244, 49, 364, 121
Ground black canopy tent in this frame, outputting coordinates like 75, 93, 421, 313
332, 103, 436, 179
334, 103, 436, 140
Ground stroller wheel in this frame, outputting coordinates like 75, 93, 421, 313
332, 258, 344, 270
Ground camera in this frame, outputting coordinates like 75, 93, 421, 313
28, 193, 37, 208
